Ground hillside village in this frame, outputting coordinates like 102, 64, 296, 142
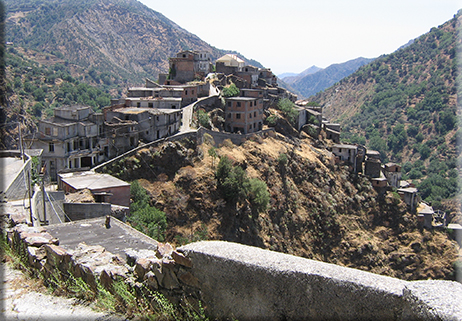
3, 12, 462, 321
2, 50, 449, 232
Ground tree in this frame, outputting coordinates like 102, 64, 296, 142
128, 180, 167, 241
222, 83, 240, 97
277, 98, 298, 126
245, 178, 270, 215
208, 147, 218, 167
196, 110, 210, 129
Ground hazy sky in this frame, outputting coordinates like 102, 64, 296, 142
138, 0, 461, 75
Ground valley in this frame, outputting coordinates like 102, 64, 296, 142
1, 0, 461, 294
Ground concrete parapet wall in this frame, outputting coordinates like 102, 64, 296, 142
180, 241, 462, 321
63, 202, 112, 221
1, 151, 31, 201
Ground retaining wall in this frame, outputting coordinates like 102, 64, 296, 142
180, 241, 462, 321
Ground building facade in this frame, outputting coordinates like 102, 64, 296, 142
224, 97, 263, 134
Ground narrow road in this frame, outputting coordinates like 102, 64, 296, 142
179, 103, 194, 133
1, 262, 122, 320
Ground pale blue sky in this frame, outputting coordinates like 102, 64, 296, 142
139, 0, 461, 75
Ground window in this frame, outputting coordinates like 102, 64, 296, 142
237, 102, 241, 107
45, 127, 51, 136
49, 142, 54, 152
236, 113, 241, 119
185, 90, 188, 95
52, 128, 58, 136
148, 103, 153, 107
228, 113, 231, 119
228, 102, 231, 107
192, 90, 195, 95
249, 113, 252, 119
254, 111, 257, 117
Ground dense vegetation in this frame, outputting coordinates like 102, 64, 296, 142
5, 47, 111, 118
128, 180, 167, 241
216, 156, 270, 215
313, 13, 461, 207
5, 0, 262, 92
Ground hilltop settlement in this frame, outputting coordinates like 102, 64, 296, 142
2, 50, 444, 230
3, 49, 462, 319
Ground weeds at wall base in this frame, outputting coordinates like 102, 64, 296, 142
1, 233, 209, 320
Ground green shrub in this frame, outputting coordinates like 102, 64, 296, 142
222, 83, 240, 97
277, 98, 298, 126
245, 178, 270, 214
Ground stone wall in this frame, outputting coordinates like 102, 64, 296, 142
6, 219, 462, 320
6, 222, 200, 308
179, 241, 462, 321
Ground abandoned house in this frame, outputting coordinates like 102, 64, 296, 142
384, 163, 402, 188
25, 106, 108, 181
216, 54, 245, 74
58, 171, 131, 207
397, 187, 419, 212
104, 107, 182, 142
166, 50, 212, 84
113, 79, 201, 108
364, 151, 382, 178
224, 96, 263, 134
330, 144, 359, 172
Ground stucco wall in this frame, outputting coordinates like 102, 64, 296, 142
179, 241, 462, 321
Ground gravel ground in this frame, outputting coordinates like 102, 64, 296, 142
0, 262, 124, 320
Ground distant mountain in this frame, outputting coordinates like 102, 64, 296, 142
282, 65, 323, 85
5, 0, 261, 89
290, 57, 375, 98
278, 72, 298, 79
311, 13, 460, 206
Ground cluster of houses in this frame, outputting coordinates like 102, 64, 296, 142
11, 50, 452, 231
293, 99, 448, 229
24, 50, 296, 181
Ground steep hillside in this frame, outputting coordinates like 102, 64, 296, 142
311, 13, 461, 207
104, 135, 459, 282
1, 46, 114, 149
5, 0, 261, 90
289, 57, 375, 98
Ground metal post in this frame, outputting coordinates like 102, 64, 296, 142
41, 175, 47, 225
18, 121, 25, 163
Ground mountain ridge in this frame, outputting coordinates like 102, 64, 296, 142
5, 0, 262, 90
311, 13, 461, 207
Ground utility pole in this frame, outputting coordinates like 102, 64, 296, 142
18, 121, 25, 163
40, 174, 47, 225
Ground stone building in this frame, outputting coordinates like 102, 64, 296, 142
105, 107, 182, 142
216, 54, 245, 74
168, 50, 212, 83
113, 79, 200, 108
58, 171, 131, 207
224, 97, 263, 134
25, 106, 107, 181
384, 163, 402, 188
